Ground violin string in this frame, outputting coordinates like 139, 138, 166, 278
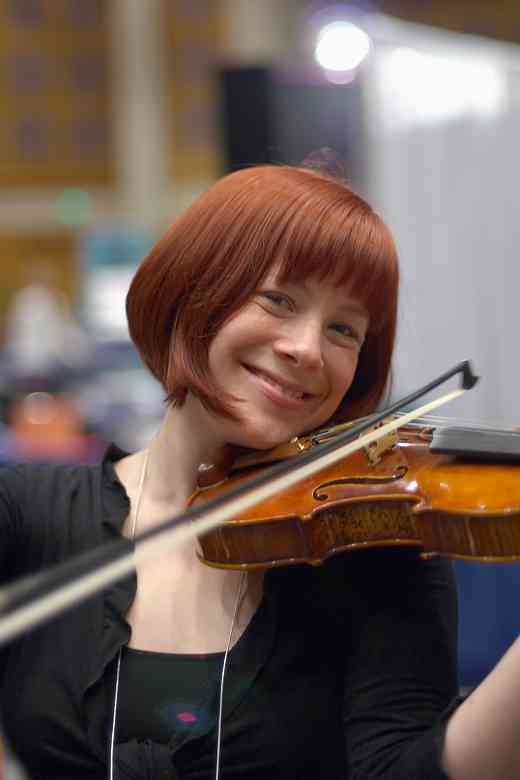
391, 411, 518, 431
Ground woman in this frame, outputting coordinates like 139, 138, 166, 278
0, 164, 517, 779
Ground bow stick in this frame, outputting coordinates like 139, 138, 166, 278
0, 360, 478, 646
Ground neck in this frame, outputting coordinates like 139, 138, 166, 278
117, 394, 265, 609
144, 395, 236, 508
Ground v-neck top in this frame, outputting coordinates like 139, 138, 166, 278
0, 444, 461, 779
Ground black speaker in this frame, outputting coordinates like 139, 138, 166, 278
218, 65, 365, 189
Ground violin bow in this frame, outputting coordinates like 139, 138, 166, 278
0, 360, 478, 646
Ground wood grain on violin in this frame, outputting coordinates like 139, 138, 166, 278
191, 424, 520, 569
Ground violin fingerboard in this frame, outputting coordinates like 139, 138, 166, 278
430, 427, 520, 462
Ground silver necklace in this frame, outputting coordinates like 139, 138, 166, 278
108, 448, 245, 780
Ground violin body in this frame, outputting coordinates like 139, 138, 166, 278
190, 426, 520, 570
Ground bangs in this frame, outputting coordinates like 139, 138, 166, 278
263, 182, 399, 334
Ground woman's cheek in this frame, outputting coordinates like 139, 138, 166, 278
336, 355, 359, 397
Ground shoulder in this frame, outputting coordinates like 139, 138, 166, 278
0, 459, 98, 510
0, 443, 129, 510
0, 448, 129, 573
269, 548, 456, 622
339, 548, 457, 613
271, 546, 454, 588
0, 461, 95, 583
0, 461, 89, 528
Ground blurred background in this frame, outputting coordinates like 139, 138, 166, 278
0, 0, 519, 694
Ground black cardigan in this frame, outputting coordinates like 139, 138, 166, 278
0, 446, 460, 779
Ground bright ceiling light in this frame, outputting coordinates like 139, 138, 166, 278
314, 20, 371, 72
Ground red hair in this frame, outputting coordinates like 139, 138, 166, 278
126, 165, 399, 424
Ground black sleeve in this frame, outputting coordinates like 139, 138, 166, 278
342, 550, 461, 779
0, 465, 28, 586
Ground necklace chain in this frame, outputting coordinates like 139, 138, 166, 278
108, 448, 245, 780
130, 448, 149, 540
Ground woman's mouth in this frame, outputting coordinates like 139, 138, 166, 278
244, 365, 312, 407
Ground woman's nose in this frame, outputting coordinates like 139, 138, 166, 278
273, 321, 324, 370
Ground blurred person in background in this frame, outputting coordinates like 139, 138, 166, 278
0, 261, 94, 462
3, 260, 90, 395
0, 162, 519, 780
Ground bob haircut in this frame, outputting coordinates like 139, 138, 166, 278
126, 164, 399, 426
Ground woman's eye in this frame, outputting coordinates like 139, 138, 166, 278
330, 323, 362, 345
259, 291, 292, 310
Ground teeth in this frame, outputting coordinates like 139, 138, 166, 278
257, 371, 304, 400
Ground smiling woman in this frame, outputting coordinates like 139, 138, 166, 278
126, 165, 399, 425
204, 267, 371, 450
3, 161, 513, 780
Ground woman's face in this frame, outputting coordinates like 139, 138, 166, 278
207, 267, 369, 450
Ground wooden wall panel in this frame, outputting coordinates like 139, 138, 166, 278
0, 0, 113, 188
163, 0, 223, 182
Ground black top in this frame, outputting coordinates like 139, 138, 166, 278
117, 648, 225, 745
0, 445, 461, 779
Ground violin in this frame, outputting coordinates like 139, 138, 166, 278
1, 358, 511, 647
191, 419, 520, 570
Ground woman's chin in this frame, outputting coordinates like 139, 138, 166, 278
229, 423, 300, 452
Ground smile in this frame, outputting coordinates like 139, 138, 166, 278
244, 365, 312, 405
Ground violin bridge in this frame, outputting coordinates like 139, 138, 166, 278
363, 420, 398, 465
